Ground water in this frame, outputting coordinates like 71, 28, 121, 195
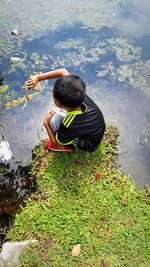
0, 0, 150, 239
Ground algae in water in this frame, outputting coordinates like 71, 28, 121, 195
0, 85, 9, 94
0, 0, 121, 55
96, 37, 150, 95
3, 94, 35, 109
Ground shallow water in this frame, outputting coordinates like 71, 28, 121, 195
0, 0, 150, 236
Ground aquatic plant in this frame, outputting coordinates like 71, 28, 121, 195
96, 37, 150, 95
3, 94, 35, 109
0, 85, 9, 94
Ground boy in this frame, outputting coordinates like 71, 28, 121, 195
27, 68, 105, 152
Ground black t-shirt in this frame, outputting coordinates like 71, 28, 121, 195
56, 94, 105, 152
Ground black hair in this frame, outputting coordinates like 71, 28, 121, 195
53, 75, 86, 108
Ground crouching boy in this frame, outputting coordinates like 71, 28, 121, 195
27, 68, 105, 152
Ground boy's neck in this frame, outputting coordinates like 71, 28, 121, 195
65, 103, 87, 113
65, 106, 82, 112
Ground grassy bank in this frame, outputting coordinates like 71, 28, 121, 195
6, 126, 150, 267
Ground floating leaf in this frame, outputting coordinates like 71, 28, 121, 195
143, 74, 150, 77
77, 172, 84, 177
0, 85, 9, 94
10, 57, 21, 63
71, 244, 81, 257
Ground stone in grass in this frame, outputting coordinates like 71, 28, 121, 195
0, 240, 37, 267
71, 244, 81, 257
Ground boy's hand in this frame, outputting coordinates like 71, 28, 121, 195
44, 110, 56, 125
27, 75, 39, 89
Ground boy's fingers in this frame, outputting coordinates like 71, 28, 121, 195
27, 81, 32, 86
27, 79, 34, 84
27, 84, 33, 89
27, 81, 35, 88
49, 110, 56, 116
27, 82, 34, 87
27, 77, 33, 82
48, 110, 56, 119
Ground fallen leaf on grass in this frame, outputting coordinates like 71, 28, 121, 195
95, 173, 100, 181
77, 172, 84, 177
119, 196, 126, 205
47, 200, 52, 208
71, 244, 81, 257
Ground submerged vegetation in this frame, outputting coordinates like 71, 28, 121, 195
1, 80, 47, 109
3, 94, 35, 109
6, 126, 150, 267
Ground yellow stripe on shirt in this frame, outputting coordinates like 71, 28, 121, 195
62, 110, 82, 128
65, 114, 76, 128
63, 114, 74, 127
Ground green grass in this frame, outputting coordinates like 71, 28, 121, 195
6, 127, 150, 267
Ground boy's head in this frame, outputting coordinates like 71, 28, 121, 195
53, 75, 86, 109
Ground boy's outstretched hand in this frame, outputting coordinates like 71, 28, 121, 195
26, 69, 69, 89
27, 75, 39, 89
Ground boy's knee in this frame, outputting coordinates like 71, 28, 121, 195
48, 111, 66, 133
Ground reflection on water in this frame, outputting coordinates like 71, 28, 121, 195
89, 79, 150, 186
113, 0, 150, 39
0, 162, 37, 245
0, 0, 121, 56
0, 0, 150, 236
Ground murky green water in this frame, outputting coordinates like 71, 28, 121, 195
0, 0, 150, 238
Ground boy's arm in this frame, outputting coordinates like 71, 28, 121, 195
27, 68, 70, 89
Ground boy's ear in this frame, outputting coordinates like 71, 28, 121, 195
53, 96, 63, 108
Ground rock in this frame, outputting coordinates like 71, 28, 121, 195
0, 240, 37, 267
0, 141, 12, 161
11, 29, 20, 36
71, 244, 81, 257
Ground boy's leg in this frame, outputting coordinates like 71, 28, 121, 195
45, 109, 74, 152
49, 110, 66, 133
46, 110, 74, 152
